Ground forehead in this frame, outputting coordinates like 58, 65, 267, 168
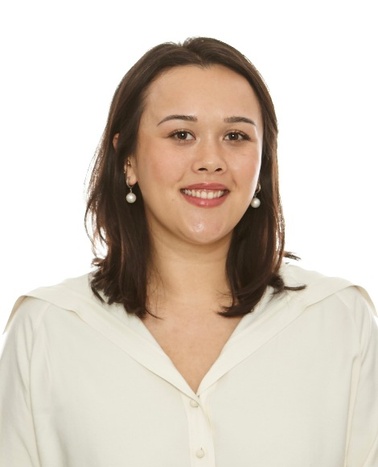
142, 64, 261, 120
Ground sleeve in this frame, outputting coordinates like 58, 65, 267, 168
0, 297, 48, 467
345, 288, 378, 466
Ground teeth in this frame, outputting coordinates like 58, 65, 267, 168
182, 189, 225, 199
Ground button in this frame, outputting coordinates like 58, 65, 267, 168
190, 399, 199, 408
196, 448, 205, 458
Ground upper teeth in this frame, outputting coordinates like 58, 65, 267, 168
182, 189, 225, 199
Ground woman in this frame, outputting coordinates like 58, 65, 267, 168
0, 37, 377, 466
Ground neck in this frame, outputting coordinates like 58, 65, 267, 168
147, 236, 232, 317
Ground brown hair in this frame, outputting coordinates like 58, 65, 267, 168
85, 36, 302, 318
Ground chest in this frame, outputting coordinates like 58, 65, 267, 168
34, 311, 356, 467
142, 314, 242, 393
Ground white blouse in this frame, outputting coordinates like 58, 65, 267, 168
0, 263, 377, 466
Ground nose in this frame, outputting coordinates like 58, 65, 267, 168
192, 140, 227, 173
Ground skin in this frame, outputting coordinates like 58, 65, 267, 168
126, 64, 263, 253
122, 65, 264, 392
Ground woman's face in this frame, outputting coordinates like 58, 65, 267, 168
127, 64, 263, 249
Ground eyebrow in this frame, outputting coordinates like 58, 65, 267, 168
157, 114, 257, 127
157, 115, 197, 126
224, 116, 257, 126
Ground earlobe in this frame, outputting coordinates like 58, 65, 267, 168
115, 134, 137, 185
124, 158, 138, 186
123, 158, 131, 174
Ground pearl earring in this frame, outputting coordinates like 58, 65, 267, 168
126, 179, 137, 203
251, 183, 261, 208
124, 159, 136, 204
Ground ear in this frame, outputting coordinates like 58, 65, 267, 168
112, 133, 119, 149
115, 133, 138, 185
123, 157, 138, 186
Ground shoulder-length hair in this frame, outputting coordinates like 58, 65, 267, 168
86, 36, 300, 318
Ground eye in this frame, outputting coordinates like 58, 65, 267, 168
225, 131, 251, 141
169, 130, 195, 141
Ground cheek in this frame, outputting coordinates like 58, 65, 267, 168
137, 144, 188, 186
237, 155, 261, 183
239, 161, 261, 202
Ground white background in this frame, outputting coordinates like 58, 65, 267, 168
1, 0, 377, 335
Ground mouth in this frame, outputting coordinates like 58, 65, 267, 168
181, 189, 228, 200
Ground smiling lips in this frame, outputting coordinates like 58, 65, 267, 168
180, 184, 229, 207
182, 189, 226, 200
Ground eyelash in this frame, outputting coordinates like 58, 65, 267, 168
169, 130, 193, 141
168, 130, 251, 141
225, 131, 251, 141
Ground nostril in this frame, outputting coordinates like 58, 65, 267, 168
195, 163, 225, 173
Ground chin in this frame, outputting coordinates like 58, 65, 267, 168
184, 227, 232, 246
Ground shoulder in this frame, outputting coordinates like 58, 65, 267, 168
29, 273, 95, 304
280, 261, 377, 323
277, 262, 377, 352
280, 263, 378, 334
4, 273, 97, 334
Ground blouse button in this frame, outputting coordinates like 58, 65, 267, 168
190, 399, 199, 408
196, 448, 205, 458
